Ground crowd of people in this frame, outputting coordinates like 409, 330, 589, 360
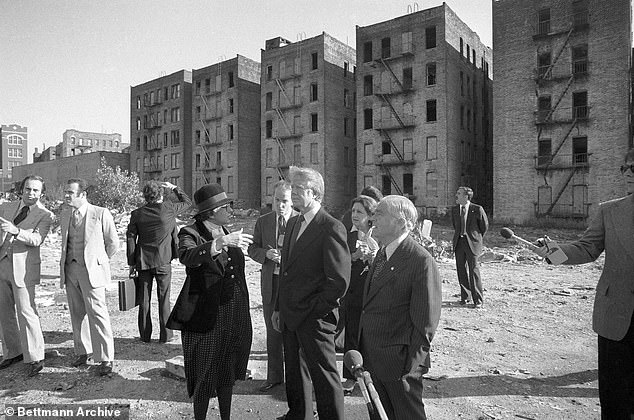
1, 149, 633, 419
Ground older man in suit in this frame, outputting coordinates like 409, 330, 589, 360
0, 175, 54, 377
272, 166, 350, 420
451, 186, 489, 308
60, 178, 119, 376
534, 148, 634, 419
359, 195, 442, 420
127, 180, 190, 343
247, 180, 297, 392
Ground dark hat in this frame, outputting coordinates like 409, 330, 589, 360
193, 183, 232, 215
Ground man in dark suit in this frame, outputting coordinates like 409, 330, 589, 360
359, 195, 442, 420
248, 180, 297, 392
451, 186, 489, 308
127, 180, 190, 343
272, 166, 350, 420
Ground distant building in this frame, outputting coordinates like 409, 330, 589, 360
13, 151, 130, 196
192, 55, 262, 209
493, 0, 632, 223
260, 33, 357, 215
130, 70, 193, 195
33, 145, 56, 163
356, 4, 493, 215
59, 129, 126, 157
0, 124, 28, 191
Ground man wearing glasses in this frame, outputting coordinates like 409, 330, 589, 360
272, 166, 350, 420
533, 148, 634, 418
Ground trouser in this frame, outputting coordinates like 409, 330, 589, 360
65, 260, 114, 362
138, 264, 173, 342
455, 237, 483, 304
598, 314, 634, 419
0, 257, 44, 363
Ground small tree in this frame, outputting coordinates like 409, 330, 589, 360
89, 157, 143, 213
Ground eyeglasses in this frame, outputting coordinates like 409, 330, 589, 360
620, 164, 634, 174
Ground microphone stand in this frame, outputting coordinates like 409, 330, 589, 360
355, 374, 374, 416
362, 371, 388, 420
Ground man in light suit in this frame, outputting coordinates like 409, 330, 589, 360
127, 180, 190, 343
247, 180, 297, 392
272, 166, 350, 420
534, 148, 634, 419
60, 178, 119, 376
0, 175, 54, 377
359, 195, 442, 420
451, 186, 489, 308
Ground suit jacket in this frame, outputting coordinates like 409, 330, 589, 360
59, 204, 120, 288
126, 187, 191, 270
359, 236, 442, 381
0, 200, 54, 287
558, 194, 634, 341
277, 207, 351, 331
451, 202, 489, 255
247, 209, 298, 305
167, 221, 248, 332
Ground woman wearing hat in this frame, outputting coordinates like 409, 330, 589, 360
166, 183, 254, 420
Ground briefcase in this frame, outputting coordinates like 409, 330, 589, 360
118, 276, 141, 311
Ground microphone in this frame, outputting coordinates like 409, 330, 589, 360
343, 350, 388, 420
343, 350, 373, 414
500, 227, 538, 250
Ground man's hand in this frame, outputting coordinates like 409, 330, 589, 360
271, 311, 281, 332
129, 266, 138, 278
161, 181, 176, 190
266, 248, 281, 264
0, 216, 19, 235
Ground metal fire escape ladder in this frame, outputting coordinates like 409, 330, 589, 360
378, 58, 404, 91
545, 167, 577, 216
543, 28, 574, 80
377, 94, 407, 129
379, 130, 404, 162
274, 137, 289, 179
275, 79, 293, 106
544, 75, 575, 122
274, 109, 293, 136
383, 166, 403, 195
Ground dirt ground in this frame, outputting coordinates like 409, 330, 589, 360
0, 216, 603, 419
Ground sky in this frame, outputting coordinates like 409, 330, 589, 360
0, 0, 492, 162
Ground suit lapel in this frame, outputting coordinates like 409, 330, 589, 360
84, 204, 95, 243
363, 237, 409, 306
285, 210, 322, 267
609, 195, 634, 262
1, 201, 20, 243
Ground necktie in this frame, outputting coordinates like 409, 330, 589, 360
277, 215, 286, 249
288, 215, 305, 255
14, 206, 29, 225
72, 209, 81, 227
460, 206, 466, 236
367, 247, 387, 290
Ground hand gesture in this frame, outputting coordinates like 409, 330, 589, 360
161, 181, 176, 190
218, 228, 253, 249
0, 216, 19, 235
266, 248, 281, 264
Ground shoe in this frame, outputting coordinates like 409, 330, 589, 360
474, 302, 484, 309
158, 334, 178, 344
276, 412, 318, 420
259, 381, 282, 392
71, 354, 92, 367
459, 300, 471, 305
97, 361, 113, 376
28, 360, 43, 377
0, 354, 23, 369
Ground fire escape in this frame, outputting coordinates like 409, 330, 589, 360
533, 8, 590, 218
271, 54, 302, 181
372, 56, 415, 197
143, 95, 163, 179
196, 63, 224, 185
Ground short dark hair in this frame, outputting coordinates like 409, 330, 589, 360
351, 194, 378, 218
142, 181, 163, 203
360, 185, 383, 202
20, 175, 46, 194
67, 178, 87, 193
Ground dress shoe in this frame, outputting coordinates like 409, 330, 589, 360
97, 361, 113, 376
71, 354, 92, 367
342, 379, 355, 394
459, 300, 471, 306
474, 302, 484, 309
276, 412, 318, 420
28, 360, 43, 377
0, 354, 23, 369
259, 381, 282, 392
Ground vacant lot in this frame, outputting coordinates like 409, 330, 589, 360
0, 218, 601, 419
